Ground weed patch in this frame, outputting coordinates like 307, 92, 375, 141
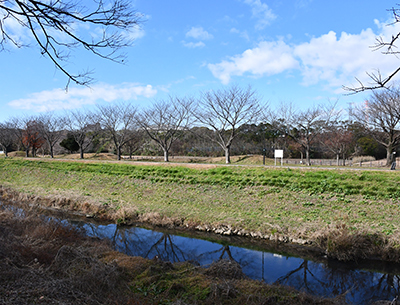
2, 158, 400, 200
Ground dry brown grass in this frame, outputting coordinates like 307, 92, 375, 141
311, 223, 400, 262
204, 259, 246, 280
0, 204, 132, 305
47, 152, 264, 166
54, 152, 118, 160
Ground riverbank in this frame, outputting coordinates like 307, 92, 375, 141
1, 201, 351, 305
1, 157, 400, 263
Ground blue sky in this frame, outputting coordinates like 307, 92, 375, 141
2, 0, 400, 122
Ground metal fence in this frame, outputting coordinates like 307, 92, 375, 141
281, 159, 386, 167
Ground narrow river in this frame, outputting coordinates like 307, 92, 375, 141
69, 217, 400, 305
3, 202, 400, 304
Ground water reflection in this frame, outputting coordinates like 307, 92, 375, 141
70, 220, 400, 305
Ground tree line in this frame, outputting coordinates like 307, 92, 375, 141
0, 1, 400, 167
0, 85, 398, 166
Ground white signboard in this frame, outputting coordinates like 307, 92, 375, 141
274, 150, 283, 158
274, 149, 283, 166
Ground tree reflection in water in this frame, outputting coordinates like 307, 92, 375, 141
70, 220, 400, 305
275, 259, 400, 303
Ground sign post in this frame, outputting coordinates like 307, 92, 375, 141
262, 148, 266, 165
274, 149, 283, 166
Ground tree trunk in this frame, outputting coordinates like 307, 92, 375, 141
80, 147, 84, 159
50, 146, 54, 158
224, 146, 231, 164
25, 147, 29, 158
336, 153, 340, 166
117, 146, 122, 161
306, 149, 310, 166
163, 149, 169, 162
386, 146, 393, 167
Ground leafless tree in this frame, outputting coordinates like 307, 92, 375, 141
344, 5, 400, 93
353, 88, 400, 166
194, 85, 263, 164
124, 129, 144, 159
137, 96, 194, 162
320, 121, 354, 166
8, 116, 25, 152
65, 109, 101, 159
0, 0, 143, 88
36, 112, 66, 158
270, 102, 336, 166
9, 115, 43, 157
0, 121, 16, 156
96, 102, 137, 160
22, 118, 45, 157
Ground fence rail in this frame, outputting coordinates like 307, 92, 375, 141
281, 159, 387, 167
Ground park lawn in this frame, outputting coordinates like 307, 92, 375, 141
1, 157, 400, 261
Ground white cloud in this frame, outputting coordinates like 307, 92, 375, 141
230, 28, 250, 41
243, 0, 276, 30
295, 0, 314, 9
0, 13, 32, 47
128, 24, 146, 40
8, 83, 157, 112
186, 27, 213, 40
182, 41, 206, 48
208, 40, 299, 84
208, 20, 400, 90
183, 27, 212, 48
294, 23, 400, 88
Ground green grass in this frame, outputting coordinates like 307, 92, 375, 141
1, 158, 400, 241
2, 158, 400, 197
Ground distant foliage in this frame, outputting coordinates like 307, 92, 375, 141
60, 133, 80, 153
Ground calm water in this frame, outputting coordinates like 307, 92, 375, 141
70, 219, 400, 305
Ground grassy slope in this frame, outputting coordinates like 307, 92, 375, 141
1, 157, 400, 261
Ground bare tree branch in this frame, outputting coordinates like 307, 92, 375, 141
96, 102, 137, 160
36, 112, 66, 158
192, 85, 264, 164
0, 0, 143, 88
65, 109, 101, 159
268, 101, 335, 166
344, 5, 400, 93
352, 87, 400, 166
343, 67, 400, 94
137, 96, 195, 162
